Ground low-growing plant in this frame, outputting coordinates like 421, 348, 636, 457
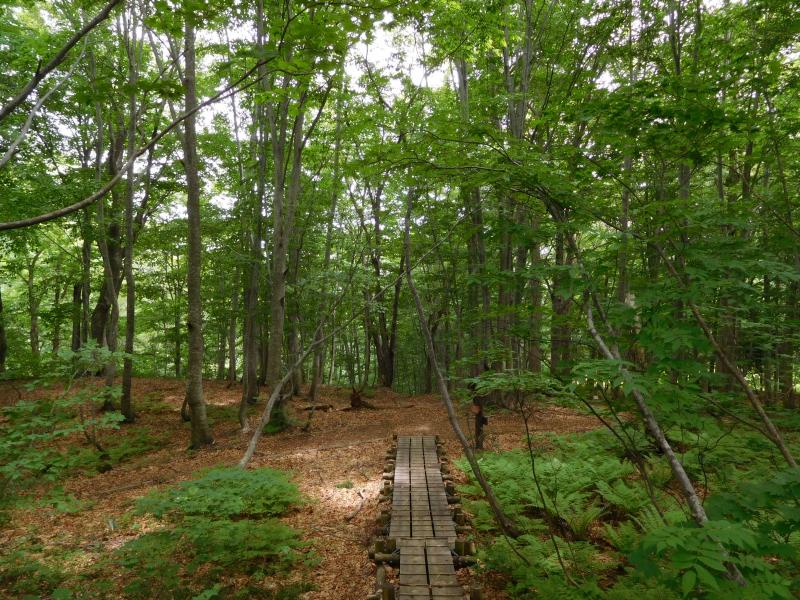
457, 423, 800, 598
117, 530, 183, 599
135, 466, 302, 519
602, 521, 640, 553
107, 428, 170, 464
0, 547, 68, 596
0, 343, 126, 502
564, 501, 605, 541
116, 466, 307, 599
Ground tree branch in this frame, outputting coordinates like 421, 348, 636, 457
0, 0, 123, 124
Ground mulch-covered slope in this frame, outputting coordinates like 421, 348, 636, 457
0, 378, 599, 599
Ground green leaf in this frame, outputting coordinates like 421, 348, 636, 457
681, 569, 696, 596
694, 565, 719, 591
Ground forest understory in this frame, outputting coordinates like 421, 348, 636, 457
0, 378, 598, 599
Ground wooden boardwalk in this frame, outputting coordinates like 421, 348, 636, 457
388, 436, 463, 599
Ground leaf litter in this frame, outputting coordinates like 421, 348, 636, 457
0, 378, 599, 599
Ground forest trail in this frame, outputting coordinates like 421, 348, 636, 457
387, 436, 462, 599
0, 379, 598, 599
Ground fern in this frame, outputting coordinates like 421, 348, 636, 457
564, 501, 605, 540
135, 466, 301, 519
602, 521, 640, 553
596, 478, 650, 516
182, 516, 301, 573
633, 505, 668, 534
118, 465, 305, 599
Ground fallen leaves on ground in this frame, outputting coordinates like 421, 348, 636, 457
0, 378, 599, 599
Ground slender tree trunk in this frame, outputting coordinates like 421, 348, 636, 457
227, 278, 238, 384
265, 110, 305, 388
81, 218, 91, 345
26, 252, 41, 358
258, 320, 269, 385
181, 18, 212, 448
327, 322, 335, 383
121, 8, 139, 423
71, 283, 81, 352
288, 241, 303, 396
93, 112, 124, 407
528, 236, 542, 372
52, 284, 63, 354
550, 231, 572, 376
240, 261, 260, 412
0, 283, 7, 372
361, 314, 371, 391
782, 278, 798, 409
239, 0, 268, 426
310, 62, 344, 402
174, 309, 181, 378
216, 324, 227, 379
96, 198, 120, 402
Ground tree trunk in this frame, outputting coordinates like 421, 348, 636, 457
81, 218, 91, 345
782, 278, 798, 408
550, 231, 572, 376
174, 309, 181, 377
121, 9, 139, 423
265, 110, 305, 388
240, 260, 260, 409
52, 283, 63, 354
527, 238, 542, 372
26, 252, 41, 358
216, 324, 227, 380
0, 283, 7, 372
181, 18, 212, 448
285, 220, 306, 397
71, 283, 81, 352
96, 191, 121, 404
310, 62, 344, 402
94, 120, 124, 407
227, 278, 238, 383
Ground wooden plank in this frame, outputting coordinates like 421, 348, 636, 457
387, 435, 465, 599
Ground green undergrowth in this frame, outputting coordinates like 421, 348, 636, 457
117, 466, 312, 599
458, 424, 800, 599
0, 467, 313, 599
0, 346, 129, 522
263, 407, 296, 434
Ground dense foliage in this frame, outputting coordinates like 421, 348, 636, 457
461, 424, 800, 598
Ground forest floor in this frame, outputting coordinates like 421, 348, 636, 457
0, 378, 600, 599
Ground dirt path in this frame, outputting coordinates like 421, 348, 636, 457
0, 378, 599, 599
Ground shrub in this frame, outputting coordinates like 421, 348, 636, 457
0, 548, 67, 596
